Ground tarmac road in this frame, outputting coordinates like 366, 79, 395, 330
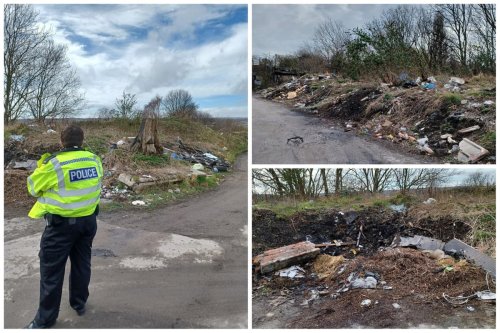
252, 97, 425, 164
4, 154, 248, 329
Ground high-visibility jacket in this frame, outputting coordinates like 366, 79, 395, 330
27, 148, 103, 219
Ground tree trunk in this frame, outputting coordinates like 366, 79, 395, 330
131, 96, 163, 155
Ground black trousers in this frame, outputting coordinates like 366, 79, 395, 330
35, 213, 97, 326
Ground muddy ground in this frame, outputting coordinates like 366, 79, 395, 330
252, 207, 496, 328
4, 155, 248, 329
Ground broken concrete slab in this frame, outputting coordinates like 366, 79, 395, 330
392, 235, 445, 251
133, 177, 183, 192
118, 173, 136, 188
443, 239, 496, 278
253, 241, 320, 274
457, 138, 489, 163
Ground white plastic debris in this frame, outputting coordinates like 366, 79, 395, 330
116, 139, 127, 146
352, 276, 377, 289
417, 137, 428, 146
276, 265, 306, 279
392, 303, 401, 309
192, 163, 204, 171
466, 306, 475, 312
476, 291, 496, 300
423, 198, 437, 205
9, 134, 25, 142
483, 100, 494, 106
360, 299, 372, 307
47, 129, 57, 134
132, 200, 147, 206
203, 153, 219, 160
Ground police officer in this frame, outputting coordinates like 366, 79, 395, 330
25, 125, 103, 329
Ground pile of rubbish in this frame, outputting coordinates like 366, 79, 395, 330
257, 73, 495, 163
166, 139, 231, 172
253, 206, 496, 328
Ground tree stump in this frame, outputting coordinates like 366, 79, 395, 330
131, 96, 163, 154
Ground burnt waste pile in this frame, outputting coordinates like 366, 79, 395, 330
252, 207, 495, 328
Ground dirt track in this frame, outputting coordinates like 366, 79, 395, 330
4, 155, 248, 328
252, 97, 426, 164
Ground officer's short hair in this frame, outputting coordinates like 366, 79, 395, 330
61, 125, 84, 148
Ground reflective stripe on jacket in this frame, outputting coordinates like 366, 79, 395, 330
27, 149, 103, 219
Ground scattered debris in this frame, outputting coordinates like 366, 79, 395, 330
257, 73, 495, 163
276, 265, 306, 279
131, 200, 147, 206
392, 303, 401, 309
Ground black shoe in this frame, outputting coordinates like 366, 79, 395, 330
25, 319, 55, 329
72, 306, 85, 316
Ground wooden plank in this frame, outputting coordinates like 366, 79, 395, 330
253, 241, 320, 274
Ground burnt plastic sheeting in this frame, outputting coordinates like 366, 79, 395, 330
392, 234, 445, 251
444, 239, 496, 278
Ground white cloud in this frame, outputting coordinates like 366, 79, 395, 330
253, 4, 398, 56
34, 4, 248, 117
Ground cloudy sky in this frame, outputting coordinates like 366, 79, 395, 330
253, 4, 399, 56
35, 4, 248, 118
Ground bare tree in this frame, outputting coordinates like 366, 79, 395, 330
470, 4, 496, 72
252, 169, 323, 198
96, 107, 118, 120
437, 4, 473, 68
350, 168, 393, 193
428, 11, 449, 72
161, 89, 198, 118
4, 4, 49, 124
312, 19, 351, 70
392, 168, 454, 195
334, 168, 344, 195
25, 40, 84, 123
320, 169, 329, 197
115, 91, 138, 119
462, 170, 495, 189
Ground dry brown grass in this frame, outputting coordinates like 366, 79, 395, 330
408, 189, 495, 257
